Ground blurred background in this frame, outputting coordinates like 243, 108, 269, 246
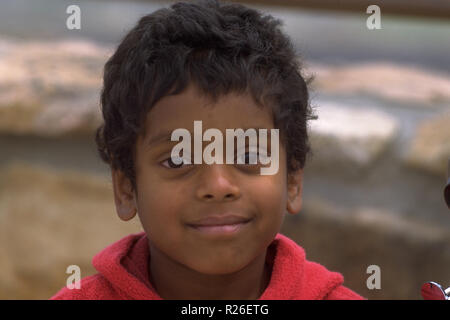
0, 0, 449, 300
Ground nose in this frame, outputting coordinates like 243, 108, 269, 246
195, 164, 241, 202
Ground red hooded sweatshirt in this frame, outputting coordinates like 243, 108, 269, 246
51, 232, 364, 300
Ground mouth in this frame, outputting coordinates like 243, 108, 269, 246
186, 214, 253, 237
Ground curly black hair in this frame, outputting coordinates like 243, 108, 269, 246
95, 0, 315, 192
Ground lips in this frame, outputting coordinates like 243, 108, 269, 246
186, 214, 253, 236
187, 214, 252, 227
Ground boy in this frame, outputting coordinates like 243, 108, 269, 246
52, 0, 363, 300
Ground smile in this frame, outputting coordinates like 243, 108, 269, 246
187, 215, 253, 237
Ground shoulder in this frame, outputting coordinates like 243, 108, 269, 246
50, 273, 124, 300
268, 234, 365, 300
302, 260, 365, 300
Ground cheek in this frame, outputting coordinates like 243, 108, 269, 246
134, 176, 185, 238
245, 170, 288, 239
255, 176, 287, 216
255, 156, 288, 210
258, 160, 289, 232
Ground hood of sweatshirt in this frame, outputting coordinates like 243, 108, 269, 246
90, 232, 349, 300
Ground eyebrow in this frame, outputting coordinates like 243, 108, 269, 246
147, 131, 175, 148
146, 127, 273, 148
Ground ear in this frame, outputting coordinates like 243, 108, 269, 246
111, 169, 137, 221
286, 169, 303, 215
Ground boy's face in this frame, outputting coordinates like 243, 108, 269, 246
112, 83, 303, 275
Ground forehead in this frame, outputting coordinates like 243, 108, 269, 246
142, 84, 274, 143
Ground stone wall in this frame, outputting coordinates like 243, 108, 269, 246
0, 38, 449, 299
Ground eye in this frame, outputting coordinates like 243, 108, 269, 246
236, 150, 259, 165
161, 156, 191, 169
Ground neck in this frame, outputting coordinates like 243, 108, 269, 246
148, 244, 271, 300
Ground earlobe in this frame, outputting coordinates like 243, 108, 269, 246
117, 206, 137, 221
111, 169, 137, 221
286, 169, 303, 215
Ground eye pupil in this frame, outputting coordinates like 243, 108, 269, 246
245, 153, 251, 164
241, 151, 258, 165
168, 157, 184, 168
